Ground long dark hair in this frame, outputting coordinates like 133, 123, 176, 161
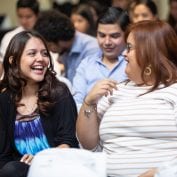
0, 30, 69, 115
71, 4, 96, 36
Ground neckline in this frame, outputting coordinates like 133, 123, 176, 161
16, 107, 38, 117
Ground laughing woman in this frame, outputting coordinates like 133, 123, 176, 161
0, 31, 78, 177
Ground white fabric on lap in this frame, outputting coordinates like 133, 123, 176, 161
27, 148, 106, 177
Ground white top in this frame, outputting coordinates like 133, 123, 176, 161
0, 26, 24, 61
97, 81, 177, 177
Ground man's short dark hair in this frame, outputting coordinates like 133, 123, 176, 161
97, 7, 130, 31
34, 10, 75, 43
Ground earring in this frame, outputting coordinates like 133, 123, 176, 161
144, 65, 152, 76
9, 56, 13, 64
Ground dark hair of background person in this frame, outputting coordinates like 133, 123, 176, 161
125, 20, 177, 93
0, 30, 69, 114
167, 0, 177, 34
132, 0, 158, 16
53, 1, 73, 17
16, 0, 40, 15
52, 0, 109, 17
80, 0, 111, 8
97, 7, 130, 31
111, 0, 131, 10
71, 3, 96, 36
34, 10, 75, 43
86, 1, 105, 22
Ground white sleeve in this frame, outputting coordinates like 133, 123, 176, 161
97, 94, 112, 120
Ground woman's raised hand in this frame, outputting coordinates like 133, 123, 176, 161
84, 79, 118, 105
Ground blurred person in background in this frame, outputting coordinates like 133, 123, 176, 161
0, 0, 39, 78
87, 1, 105, 24
167, 0, 177, 34
71, 3, 96, 36
34, 10, 99, 83
111, 0, 130, 10
131, 0, 158, 23
52, 0, 79, 17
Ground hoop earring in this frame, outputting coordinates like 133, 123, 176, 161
144, 65, 152, 76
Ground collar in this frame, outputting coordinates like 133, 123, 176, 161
96, 49, 125, 64
69, 31, 84, 55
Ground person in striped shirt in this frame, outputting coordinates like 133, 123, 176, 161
77, 20, 177, 177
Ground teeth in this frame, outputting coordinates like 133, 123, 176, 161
32, 65, 44, 70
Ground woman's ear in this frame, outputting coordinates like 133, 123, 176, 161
9, 56, 13, 64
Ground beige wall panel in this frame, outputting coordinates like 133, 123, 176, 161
154, 0, 169, 20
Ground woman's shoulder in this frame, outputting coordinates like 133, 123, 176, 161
52, 80, 72, 100
0, 92, 14, 111
0, 89, 11, 102
169, 82, 177, 88
159, 82, 177, 93
159, 82, 177, 98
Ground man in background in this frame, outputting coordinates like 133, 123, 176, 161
34, 9, 99, 83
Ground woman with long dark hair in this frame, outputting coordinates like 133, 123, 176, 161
0, 30, 78, 177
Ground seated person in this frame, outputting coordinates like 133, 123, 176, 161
34, 10, 100, 83
0, 31, 78, 177
77, 20, 177, 177
0, 0, 39, 78
71, 3, 96, 36
131, 0, 158, 23
73, 7, 130, 110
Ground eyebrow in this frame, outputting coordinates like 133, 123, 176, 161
26, 48, 47, 51
97, 31, 121, 35
25, 49, 36, 52
25, 48, 47, 53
